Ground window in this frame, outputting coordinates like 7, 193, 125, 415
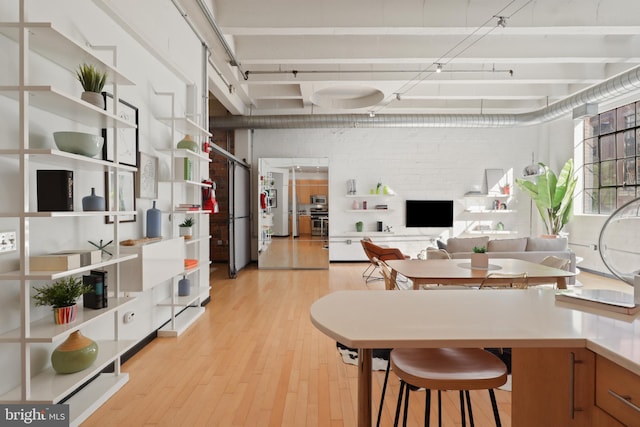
583, 101, 640, 214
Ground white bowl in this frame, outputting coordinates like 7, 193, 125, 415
53, 131, 104, 157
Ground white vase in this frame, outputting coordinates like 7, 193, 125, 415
179, 226, 193, 239
81, 91, 105, 109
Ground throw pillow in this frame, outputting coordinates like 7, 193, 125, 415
487, 238, 528, 252
446, 236, 490, 253
526, 237, 568, 251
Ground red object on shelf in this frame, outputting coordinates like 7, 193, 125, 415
184, 259, 199, 269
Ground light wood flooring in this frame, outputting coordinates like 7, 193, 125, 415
82, 264, 628, 427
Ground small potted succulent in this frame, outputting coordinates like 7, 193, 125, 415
179, 217, 195, 239
76, 63, 107, 109
471, 246, 489, 269
33, 276, 93, 324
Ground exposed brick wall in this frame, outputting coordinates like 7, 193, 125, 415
208, 129, 234, 263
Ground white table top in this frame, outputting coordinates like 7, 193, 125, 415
310, 288, 640, 375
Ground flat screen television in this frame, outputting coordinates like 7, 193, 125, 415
405, 200, 454, 228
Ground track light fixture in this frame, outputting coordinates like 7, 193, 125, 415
496, 16, 507, 28
436, 63, 442, 73
369, 111, 375, 118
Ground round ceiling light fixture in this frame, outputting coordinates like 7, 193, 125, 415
310, 85, 384, 110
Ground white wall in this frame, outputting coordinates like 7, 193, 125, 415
0, 0, 206, 395
252, 126, 548, 260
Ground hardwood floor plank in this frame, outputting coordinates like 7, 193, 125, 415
82, 264, 626, 426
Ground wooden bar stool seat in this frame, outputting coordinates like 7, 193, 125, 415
389, 347, 508, 426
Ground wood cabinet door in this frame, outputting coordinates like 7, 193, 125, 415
512, 348, 595, 427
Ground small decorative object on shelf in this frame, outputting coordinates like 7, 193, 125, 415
53, 131, 104, 157
146, 200, 162, 238
176, 134, 199, 152
179, 217, 194, 239
51, 331, 99, 374
351, 199, 360, 210
36, 169, 73, 212
356, 221, 363, 232
76, 63, 107, 109
347, 179, 357, 195
82, 187, 105, 211
88, 239, 113, 257
32, 276, 93, 325
178, 275, 191, 296
471, 246, 489, 269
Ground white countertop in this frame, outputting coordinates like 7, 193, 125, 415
310, 288, 640, 375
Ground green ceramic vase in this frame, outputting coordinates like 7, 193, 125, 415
177, 134, 199, 152
51, 331, 99, 374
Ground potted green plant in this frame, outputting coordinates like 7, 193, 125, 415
33, 276, 92, 324
471, 246, 488, 269
515, 158, 577, 237
179, 217, 195, 239
76, 63, 107, 109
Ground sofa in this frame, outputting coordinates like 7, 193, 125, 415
440, 235, 576, 284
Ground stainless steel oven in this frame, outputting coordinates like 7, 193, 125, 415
311, 215, 328, 236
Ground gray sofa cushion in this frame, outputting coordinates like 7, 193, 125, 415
446, 236, 490, 253
487, 237, 528, 252
526, 237, 568, 252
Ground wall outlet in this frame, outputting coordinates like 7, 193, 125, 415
0, 231, 16, 254
123, 311, 135, 323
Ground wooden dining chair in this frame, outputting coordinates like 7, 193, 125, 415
479, 272, 529, 289
375, 260, 508, 427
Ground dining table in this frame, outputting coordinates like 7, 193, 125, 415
386, 258, 575, 289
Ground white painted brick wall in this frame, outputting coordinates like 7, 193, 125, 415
251, 125, 556, 261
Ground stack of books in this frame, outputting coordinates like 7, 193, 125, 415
175, 204, 201, 211
374, 204, 388, 210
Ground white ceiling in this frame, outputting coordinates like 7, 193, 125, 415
177, 0, 640, 118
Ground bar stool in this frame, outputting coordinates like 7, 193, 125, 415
390, 347, 507, 426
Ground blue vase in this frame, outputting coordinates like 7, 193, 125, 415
178, 276, 191, 296
146, 201, 161, 238
82, 187, 105, 211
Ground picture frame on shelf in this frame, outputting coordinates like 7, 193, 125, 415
101, 92, 139, 167
136, 152, 158, 199
105, 170, 136, 223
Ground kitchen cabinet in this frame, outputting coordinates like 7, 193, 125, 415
595, 354, 640, 426
299, 215, 312, 236
512, 347, 595, 426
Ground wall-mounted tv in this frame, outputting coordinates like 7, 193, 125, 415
405, 200, 454, 228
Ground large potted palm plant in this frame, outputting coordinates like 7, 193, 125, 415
515, 158, 577, 236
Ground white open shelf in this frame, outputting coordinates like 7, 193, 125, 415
0, 149, 137, 172
0, 297, 136, 342
0, 86, 136, 129
157, 117, 210, 137
0, 253, 137, 281
346, 209, 392, 213
346, 193, 395, 198
157, 306, 205, 338
0, 22, 134, 85
0, 339, 136, 403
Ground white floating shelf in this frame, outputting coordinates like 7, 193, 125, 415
157, 306, 205, 337
0, 22, 134, 85
0, 254, 138, 282
0, 149, 137, 172
0, 86, 136, 129
345, 194, 395, 198
0, 297, 136, 342
158, 117, 211, 137
346, 209, 392, 213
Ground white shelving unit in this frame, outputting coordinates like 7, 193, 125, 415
0, 8, 138, 425
258, 172, 275, 253
461, 193, 517, 236
154, 91, 212, 337
344, 193, 395, 234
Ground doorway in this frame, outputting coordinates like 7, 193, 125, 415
258, 158, 329, 269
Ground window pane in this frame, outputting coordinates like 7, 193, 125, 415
584, 189, 599, 214
585, 116, 599, 138
617, 103, 636, 130
600, 134, 615, 160
584, 138, 598, 163
584, 163, 599, 188
637, 129, 640, 155
616, 130, 635, 157
601, 160, 616, 186
617, 187, 637, 208
637, 158, 640, 184
617, 159, 636, 185
600, 111, 616, 134
600, 188, 617, 213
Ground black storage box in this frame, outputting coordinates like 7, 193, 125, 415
83, 270, 108, 309
36, 170, 73, 212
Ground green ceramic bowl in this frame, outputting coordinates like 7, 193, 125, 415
53, 131, 104, 157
